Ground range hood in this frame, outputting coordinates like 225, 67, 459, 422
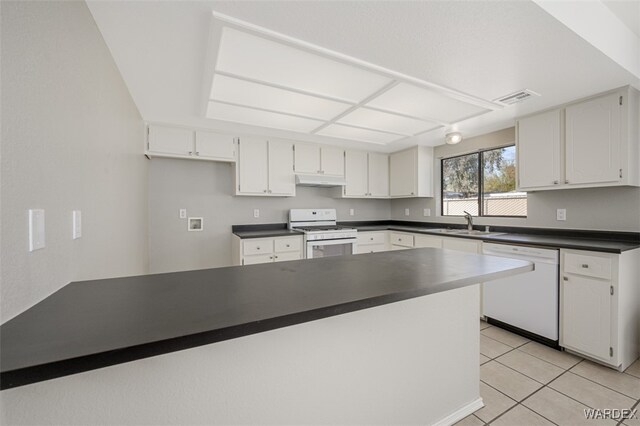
295, 174, 346, 187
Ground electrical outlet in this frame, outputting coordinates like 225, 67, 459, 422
72, 210, 82, 239
28, 209, 45, 251
349, 208, 355, 216
253, 209, 260, 218
556, 208, 566, 221
405, 208, 410, 216
423, 208, 431, 217
179, 209, 187, 219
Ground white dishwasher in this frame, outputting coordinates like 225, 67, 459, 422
482, 243, 559, 345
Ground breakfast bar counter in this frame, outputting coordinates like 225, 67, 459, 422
1, 249, 532, 425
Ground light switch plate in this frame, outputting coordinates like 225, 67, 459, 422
405, 208, 410, 216
349, 208, 355, 216
179, 209, 187, 219
556, 208, 566, 221
29, 209, 45, 251
72, 210, 82, 239
423, 208, 431, 217
253, 209, 260, 218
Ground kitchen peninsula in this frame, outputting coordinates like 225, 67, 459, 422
1, 249, 531, 425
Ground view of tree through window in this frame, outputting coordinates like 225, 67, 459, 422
441, 146, 526, 217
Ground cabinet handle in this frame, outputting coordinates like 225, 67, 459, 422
553, 180, 558, 185
563, 276, 568, 281
256, 247, 260, 250
195, 151, 200, 156
188, 151, 193, 156
274, 255, 278, 259
565, 180, 569, 184
411, 192, 415, 195
581, 264, 589, 269
269, 256, 273, 260
317, 170, 322, 173
370, 237, 374, 241
286, 244, 290, 248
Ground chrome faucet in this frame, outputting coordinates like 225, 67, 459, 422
463, 211, 473, 231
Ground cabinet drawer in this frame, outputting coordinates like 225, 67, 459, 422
390, 233, 414, 247
243, 239, 274, 256
357, 232, 386, 245
274, 237, 301, 253
356, 243, 386, 254
564, 252, 611, 280
243, 254, 274, 265
415, 234, 443, 248
274, 251, 301, 262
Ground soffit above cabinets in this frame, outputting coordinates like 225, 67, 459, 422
205, 15, 499, 146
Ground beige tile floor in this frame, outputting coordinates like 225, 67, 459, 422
456, 321, 640, 425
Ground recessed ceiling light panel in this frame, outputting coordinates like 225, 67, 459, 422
206, 101, 323, 133
210, 74, 352, 120
316, 124, 401, 145
367, 83, 489, 123
215, 27, 392, 103
338, 107, 441, 135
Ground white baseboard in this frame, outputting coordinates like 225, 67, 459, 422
432, 397, 484, 426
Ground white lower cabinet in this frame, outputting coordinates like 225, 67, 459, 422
355, 231, 388, 254
560, 248, 640, 370
232, 235, 303, 266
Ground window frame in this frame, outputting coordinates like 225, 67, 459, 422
440, 144, 526, 218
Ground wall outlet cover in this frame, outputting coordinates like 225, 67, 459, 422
72, 210, 82, 239
556, 208, 567, 221
29, 209, 45, 251
405, 208, 410, 216
423, 208, 431, 217
253, 209, 260, 218
179, 209, 187, 219
349, 208, 355, 216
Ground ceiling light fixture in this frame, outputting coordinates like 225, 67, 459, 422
445, 132, 463, 145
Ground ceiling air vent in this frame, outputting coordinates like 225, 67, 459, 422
494, 89, 540, 106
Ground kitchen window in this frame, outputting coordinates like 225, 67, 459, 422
441, 145, 526, 217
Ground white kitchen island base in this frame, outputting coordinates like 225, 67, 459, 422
1, 284, 482, 425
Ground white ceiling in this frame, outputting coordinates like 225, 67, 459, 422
86, 0, 640, 152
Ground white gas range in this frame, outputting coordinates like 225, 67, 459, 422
289, 209, 357, 259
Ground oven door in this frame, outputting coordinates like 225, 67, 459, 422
306, 238, 356, 259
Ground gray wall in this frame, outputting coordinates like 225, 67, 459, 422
390, 128, 640, 232
148, 159, 390, 273
1, 1, 148, 323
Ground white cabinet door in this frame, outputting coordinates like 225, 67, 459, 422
274, 251, 302, 262
442, 238, 480, 253
566, 93, 621, 185
238, 138, 269, 195
390, 149, 417, 197
414, 235, 443, 248
517, 109, 562, 189
268, 140, 295, 196
368, 153, 389, 197
562, 274, 612, 360
243, 254, 274, 265
321, 146, 345, 176
344, 151, 368, 197
294, 144, 320, 174
195, 131, 235, 161
148, 125, 193, 156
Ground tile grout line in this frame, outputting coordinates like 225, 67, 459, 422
567, 361, 640, 401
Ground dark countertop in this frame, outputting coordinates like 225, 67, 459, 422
232, 223, 303, 239
346, 221, 640, 254
0, 249, 531, 390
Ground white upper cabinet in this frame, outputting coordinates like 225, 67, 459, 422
517, 109, 562, 189
268, 139, 296, 196
146, 124, 235, 162
294, 144, 320, 174
566, 93, 621, 185
516, 87, 639, 191
368, 152, 389, 197
344, 151, 369, 197
194, 131, 236, 161
294, 143, 344, 176
341, 151, 389, 198
389, 146, 433, 197
321, 146, 345, 176
236, 138, 295, 197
